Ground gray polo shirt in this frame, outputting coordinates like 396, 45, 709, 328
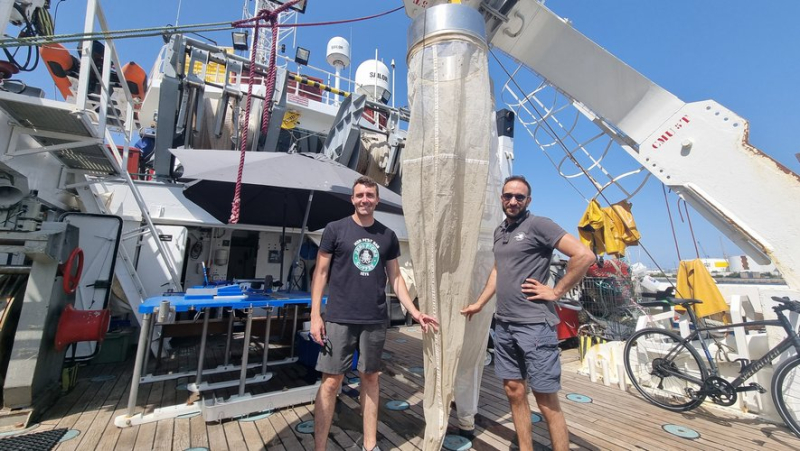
493, 211, 566, 326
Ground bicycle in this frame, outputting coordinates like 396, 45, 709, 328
623, 290, 800, 437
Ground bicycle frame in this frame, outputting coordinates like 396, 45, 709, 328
676, 306, 800, 389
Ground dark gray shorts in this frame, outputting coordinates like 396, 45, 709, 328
315, 321, 387, 374
493, 320, 561, 393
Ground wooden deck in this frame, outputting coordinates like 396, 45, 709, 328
9, 326, 800, 450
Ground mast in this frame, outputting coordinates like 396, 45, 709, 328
241, 0, 298, 66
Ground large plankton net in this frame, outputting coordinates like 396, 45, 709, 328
403, 4, 499, 449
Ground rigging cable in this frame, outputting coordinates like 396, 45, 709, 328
0, 21, 235, 48
491, 49, 676, 282
681, 199, 701, 259
662, 185, 683, 263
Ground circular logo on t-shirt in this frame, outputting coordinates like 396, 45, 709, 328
353, 240, 380, 273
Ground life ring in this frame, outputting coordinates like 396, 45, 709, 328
62, 247, 84, 294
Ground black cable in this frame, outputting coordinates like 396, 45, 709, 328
54, 0, 67, 29
3, 3, 42, 72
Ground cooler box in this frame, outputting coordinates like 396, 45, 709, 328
556, 306, 579, 340
296, 331, 358, 370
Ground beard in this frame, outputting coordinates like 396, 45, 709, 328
503, 206, 527, 221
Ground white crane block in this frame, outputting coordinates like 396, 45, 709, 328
489, 1, 685, 145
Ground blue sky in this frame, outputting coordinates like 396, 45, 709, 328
17, 0, 800, 270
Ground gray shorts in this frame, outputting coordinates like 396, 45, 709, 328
493, 320, 561, 393
315, 321, 387, 374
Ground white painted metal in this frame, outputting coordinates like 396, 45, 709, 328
135, 225, 186, 297
0, 0, 15, 36
77, 183, 149, 322
492, 1, 800, 294
200, 384, 320, 421
489, 1, 685, 146
187, 373, 273, 393
114, 402, 201, 428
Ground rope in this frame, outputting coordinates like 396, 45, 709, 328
236, 6, 404, 30
227, 0, 302, 224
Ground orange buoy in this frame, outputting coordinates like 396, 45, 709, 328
122, 62, 147, 107
39, 43, 77, 100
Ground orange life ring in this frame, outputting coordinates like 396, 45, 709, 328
62, 247, 84, 294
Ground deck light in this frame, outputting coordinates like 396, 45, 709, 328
272, 0, 307, 13
295, 47, 310, 66
232, 31, 249, 51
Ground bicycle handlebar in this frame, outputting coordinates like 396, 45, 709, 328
639, 287, 704, 308
770, 296, 800, 313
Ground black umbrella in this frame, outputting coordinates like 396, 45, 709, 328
171, 149, 403, 231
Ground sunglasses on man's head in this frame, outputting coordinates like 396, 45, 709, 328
501, 193, 528, 202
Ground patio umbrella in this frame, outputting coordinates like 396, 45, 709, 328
171, 149, 403, 231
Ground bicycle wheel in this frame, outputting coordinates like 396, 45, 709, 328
772, 356, 800, 437
624, 328, 708, 411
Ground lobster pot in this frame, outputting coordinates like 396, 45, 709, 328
403, 4, 494, 449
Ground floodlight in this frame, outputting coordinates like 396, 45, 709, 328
295, 47, 310, 66
232, 31, 249, 51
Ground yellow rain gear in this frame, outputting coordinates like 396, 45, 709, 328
578, 200, 640, 257
676, 259, 729, 319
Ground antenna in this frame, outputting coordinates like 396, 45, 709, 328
326, 37, 351, 105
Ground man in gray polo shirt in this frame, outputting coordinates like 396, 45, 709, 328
462, 175, 594, 451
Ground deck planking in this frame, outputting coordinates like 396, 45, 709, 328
0, 325, 790, 450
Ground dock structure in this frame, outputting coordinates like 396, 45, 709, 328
14, 327, 800, 450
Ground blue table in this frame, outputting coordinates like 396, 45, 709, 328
137, 287, 318, 313
117, 286, 320, 427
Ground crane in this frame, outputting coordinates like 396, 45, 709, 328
403, 0, 800, 295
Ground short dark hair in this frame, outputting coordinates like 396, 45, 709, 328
503, 175, 531, 197
353, 175, 379, 196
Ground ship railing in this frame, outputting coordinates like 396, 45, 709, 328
77, 1, 183, 293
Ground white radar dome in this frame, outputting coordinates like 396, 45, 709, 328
326, 37, 350, 69
355, 59, 391, 102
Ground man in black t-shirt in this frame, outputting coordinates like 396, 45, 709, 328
310, 176, 438, 451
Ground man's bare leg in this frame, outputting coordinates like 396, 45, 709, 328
314, 373, 344, 451
359, 371, 380, 450
533, 391, 569, 451
504, 379, 533, 451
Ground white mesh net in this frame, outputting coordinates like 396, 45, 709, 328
403, 34, 495, 449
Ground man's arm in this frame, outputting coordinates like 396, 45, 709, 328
460, 264, 497, 321
386, 259, 439, 332
309, 250, 332, 345
522, 233, 595, 301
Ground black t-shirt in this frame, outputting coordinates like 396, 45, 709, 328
319, 216, 400, 324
